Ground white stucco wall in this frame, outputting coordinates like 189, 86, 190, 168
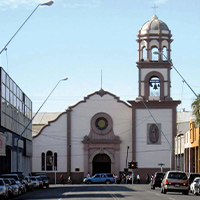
70, 93, 132, 173
32, 114, 68, 172
136, 108, 172, 168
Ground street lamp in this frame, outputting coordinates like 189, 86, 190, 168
136, 99, 173, 170
16, 77, 68, 172
153, 51, 200, 101
0, 1, 54, 55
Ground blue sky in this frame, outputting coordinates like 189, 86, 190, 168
0, 0, 199, 112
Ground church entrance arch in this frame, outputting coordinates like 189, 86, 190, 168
92, 154, 111, 175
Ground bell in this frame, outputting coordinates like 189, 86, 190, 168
153, 84, 158, 90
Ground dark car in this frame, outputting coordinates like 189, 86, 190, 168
30, 173, 49, 188
151, 172, 165, 189
83, 173, 115, 184
188, 173, 200, 185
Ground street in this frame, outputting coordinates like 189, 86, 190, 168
12, 184, 200, 200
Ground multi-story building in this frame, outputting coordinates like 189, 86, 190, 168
185, 120, 200, 173
0, 67, 32, 175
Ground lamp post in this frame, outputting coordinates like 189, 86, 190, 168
154, 51, 200, 101
136, 99, 173, 170
0, 1, 54, 55
16, 77, 68, 172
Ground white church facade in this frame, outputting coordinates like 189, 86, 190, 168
32, 15, 180, 183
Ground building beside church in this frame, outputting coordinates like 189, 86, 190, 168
0, 67, 32, 175
32, 15, 181, 183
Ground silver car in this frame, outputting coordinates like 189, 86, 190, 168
161, 171, 189, 195
0, 178, 8, 199
8, 178, 20, 196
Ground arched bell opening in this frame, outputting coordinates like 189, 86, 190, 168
162, 46, 168, 61
142, 46, 147, 61
151, 47, 159, 61
149, 76, 160, 98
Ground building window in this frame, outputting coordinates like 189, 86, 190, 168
46, 151, 53, 171
54, 152, 57, 171
41, 152, 45, 171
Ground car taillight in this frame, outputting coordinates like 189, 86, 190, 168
184, 180, 189, 186
166, 179, 169, 185
154, 177, 156, 181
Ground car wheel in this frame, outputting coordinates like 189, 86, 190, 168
86, 180, 92, 184
163, 188, 167, 194
105, 180, 111, 184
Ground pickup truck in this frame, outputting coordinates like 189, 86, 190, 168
83, 173, 114, 184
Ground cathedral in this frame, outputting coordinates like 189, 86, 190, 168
32, 15, 180, 183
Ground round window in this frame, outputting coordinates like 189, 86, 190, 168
95, 117, 108, 130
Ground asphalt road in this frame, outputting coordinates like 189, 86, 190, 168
12, 184, 200, 200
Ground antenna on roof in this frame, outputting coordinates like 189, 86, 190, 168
152, 4, 158, 15
101, 69, 103, 89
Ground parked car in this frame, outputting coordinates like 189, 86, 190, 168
83, 173, 115, 184
190, 177, 200, 195
188, 173, 200, 185
12, 172, 27, 192
24, 176, 34, 191
36, 176, 43, 188
150, 172, 165, 189
30, 173, 49, 188
0, 173, 25, 194
0, 178, 8, 199
161, 171, 189, 195
3, 178, 13, 197
29, 176, 40, 188
7, 178, 20, 196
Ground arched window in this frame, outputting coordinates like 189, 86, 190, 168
162, 47, 168, 61
142, 46, 147, 61
151, 47, 159, 61
41, 152, 45, 171
46, 151, 53, 171
54, 152, 57, 171
149, 76, 160, 97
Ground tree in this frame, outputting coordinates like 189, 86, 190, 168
191, 94, 200, 127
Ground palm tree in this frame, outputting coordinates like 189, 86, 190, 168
191, 94, 200, 127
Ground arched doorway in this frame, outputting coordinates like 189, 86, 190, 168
92, 154, 111, 175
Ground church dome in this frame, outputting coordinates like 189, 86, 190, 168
140, 15, 169, 32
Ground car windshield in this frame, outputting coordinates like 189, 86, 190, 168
168, 172, 187, 180
156, 173, 164, 178
10, 179, 16, 184
3, 180, 9, 184
0, 180, 4, 185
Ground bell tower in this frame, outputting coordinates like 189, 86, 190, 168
129, 15, 181, 172
136, 15, 172, 101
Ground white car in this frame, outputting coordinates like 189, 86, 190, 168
0, 178, 8, 199
30, 176, 40, 188
190, 177, 200, 195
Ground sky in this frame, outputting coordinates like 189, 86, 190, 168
0, 0, 199, 113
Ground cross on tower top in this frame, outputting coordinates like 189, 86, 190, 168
152, 4, 158, 14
